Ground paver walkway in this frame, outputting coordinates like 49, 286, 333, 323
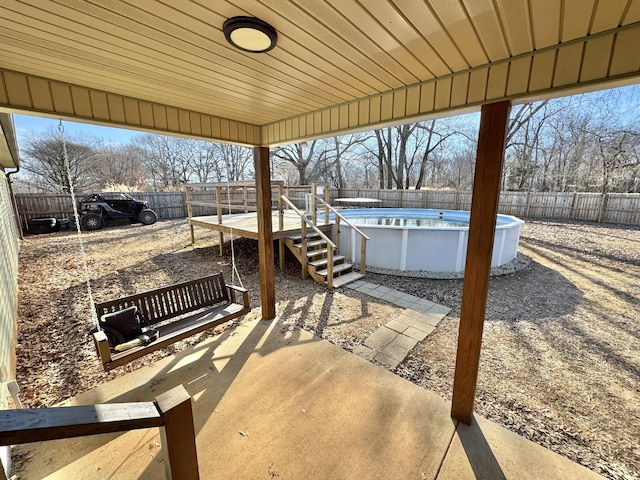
346, 280, 451, 368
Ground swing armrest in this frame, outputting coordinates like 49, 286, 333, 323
226, 284, 249, 308
93, 330, 112, 364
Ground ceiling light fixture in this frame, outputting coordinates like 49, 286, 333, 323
223, 16, 278, 53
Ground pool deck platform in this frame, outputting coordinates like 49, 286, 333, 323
16, 317, 604, 480
188, 210, 331, 241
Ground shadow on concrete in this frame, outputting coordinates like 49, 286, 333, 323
20, 317, 319, 478
457, 418, 507, 480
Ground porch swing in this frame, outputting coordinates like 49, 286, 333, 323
59, 121, 251, 371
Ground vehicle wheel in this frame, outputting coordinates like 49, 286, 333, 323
101, 325, 126, 349
81, 213, 104, 231
138, 209, 157, 225
56, 218, 72, 231
27, 217, 57, 234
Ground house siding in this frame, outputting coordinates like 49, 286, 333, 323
0, 171, 19, 410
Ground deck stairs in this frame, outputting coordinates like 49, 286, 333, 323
284, 231, 364, 288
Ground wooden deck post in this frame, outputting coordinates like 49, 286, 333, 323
185, 185, 195, 245
311, 183, 318, 223
254, 146, 276, 320
155, 385, 200, 480
215, 186, 224, 255
278, 184, 285, 270
451, 101, 511, 424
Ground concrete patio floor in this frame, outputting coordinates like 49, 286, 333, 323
17, 317, 604, 479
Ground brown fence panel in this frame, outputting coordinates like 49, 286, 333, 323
573, 193, 601, 221
14, 194, 75, 226
426, 190, 457, 209
402, 190, 423, 208
133, 192, 186, 219
603, 194, 640, 224
16, 189, 640, 226
498, 192, 527, 216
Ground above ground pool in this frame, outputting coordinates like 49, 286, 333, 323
330, 208, 524, 274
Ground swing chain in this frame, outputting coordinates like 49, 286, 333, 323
59, 120, 101, 331
225, 175, 243, 288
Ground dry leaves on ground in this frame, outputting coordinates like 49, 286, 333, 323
14, 218, 640, 480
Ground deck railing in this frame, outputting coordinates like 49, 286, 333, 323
0, 385, 199, 480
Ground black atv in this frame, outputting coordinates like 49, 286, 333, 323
78, 192, 157, 231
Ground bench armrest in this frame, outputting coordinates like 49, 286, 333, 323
226, 284, 250, 308
93, 330, 112, 365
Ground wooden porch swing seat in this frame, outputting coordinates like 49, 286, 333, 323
93, 273, 250, 371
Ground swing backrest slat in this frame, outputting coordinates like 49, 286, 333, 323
95, 274, 230, 325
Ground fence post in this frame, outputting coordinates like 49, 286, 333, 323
570, 192, 579, 219
155, 385, 200, 480
597, 193, 608, 223
525, 191, 532, 217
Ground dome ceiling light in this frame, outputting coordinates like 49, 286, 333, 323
223, 16, 278, 53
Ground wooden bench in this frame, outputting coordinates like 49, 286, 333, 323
93, 273, 250, 371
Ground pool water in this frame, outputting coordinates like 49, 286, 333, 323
345, 217, 468, 228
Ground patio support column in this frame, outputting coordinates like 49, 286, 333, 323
254, 146, 276, 320
451, 100, 510, 424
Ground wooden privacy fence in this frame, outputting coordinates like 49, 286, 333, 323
14, 189, 640, 226
332, 189, 640, 225
14, 191, 187, 226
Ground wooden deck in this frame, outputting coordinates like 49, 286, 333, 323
188, 210, 331, 240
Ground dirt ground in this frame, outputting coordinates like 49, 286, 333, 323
13, 218, 640, 479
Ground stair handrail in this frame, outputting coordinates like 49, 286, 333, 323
313, 195, 369, 275
313, 195, 371, 241
281, 195, 337, 249
282, 194, 336, 287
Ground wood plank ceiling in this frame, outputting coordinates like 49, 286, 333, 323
1, 0, 639, 146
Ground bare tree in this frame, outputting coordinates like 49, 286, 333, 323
588, 128, 640, 193
134, 134, 192, 189
272, 141, 331, 185
321, 133, 372, 188
20, 129, 97, 193
414, 120, 461, 189
209, 143, 253, 181
91, 144, 147, 189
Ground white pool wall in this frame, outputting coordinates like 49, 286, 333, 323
334, 208, 524, 273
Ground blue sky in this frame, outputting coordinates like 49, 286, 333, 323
13, 115, 140, 148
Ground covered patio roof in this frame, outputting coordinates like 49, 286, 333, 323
1, 1, 638, 469
0, 1, 639, 145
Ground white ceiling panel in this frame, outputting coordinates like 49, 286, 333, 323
0, 0, 638, 145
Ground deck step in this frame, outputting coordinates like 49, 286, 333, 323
307, 248, 329, 258
316, 262, 353, 277
300, 239, 327, 249
308, 255, 345, 268
328, 272, 365, 288
287, 233, 322, 243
